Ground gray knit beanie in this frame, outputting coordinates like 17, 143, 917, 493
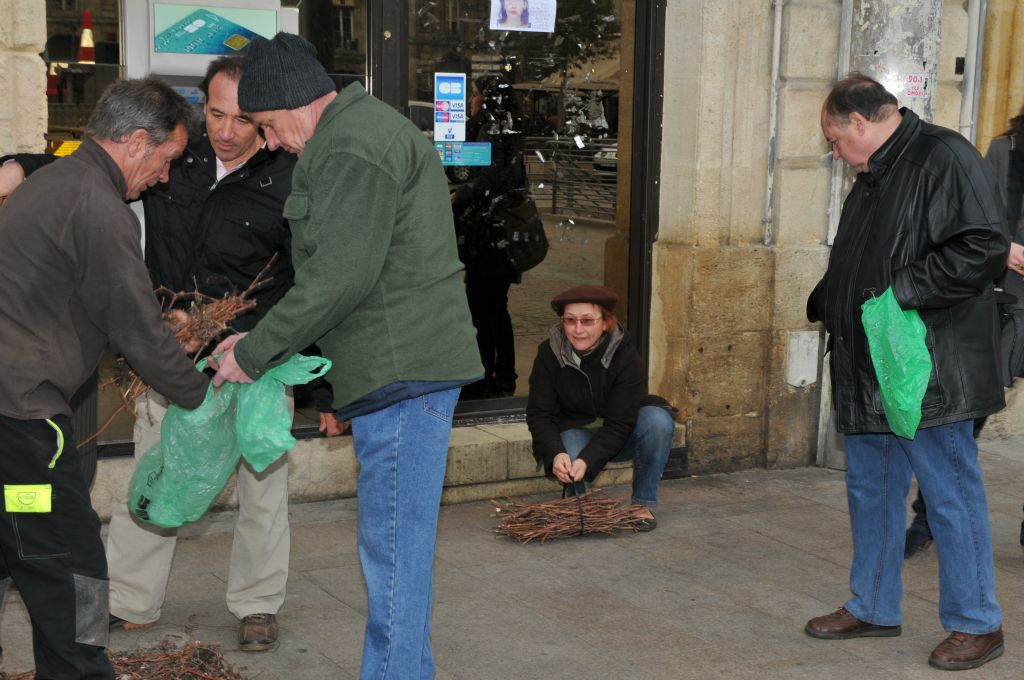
238, 33, 335, 112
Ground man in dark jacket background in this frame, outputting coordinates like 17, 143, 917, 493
804, 74, 1008, 671
0, 78, 208, 680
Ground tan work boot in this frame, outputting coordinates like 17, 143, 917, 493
239, 613, 279, 652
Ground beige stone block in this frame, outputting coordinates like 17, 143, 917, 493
934, 82, 964, 132
0, 54, 47, 151
652, 334, 694, 416
659, 0, 701, 244
445, 428, 508, 486
687, 331, 768, 418
507, 446, 542, 479
773, 166, 831, 246
778, 88, 832, 159
939, 2, 967, 80
782, 3, 842, 80
0, 0, 45, 50
652, 242, 695, 338
690, 247, 773, 332
772, 245, 830, 329
477, 422, 539, 479
765, 331, 821, 469
592, 466, 633, 490
442, 477, 555, 505
289, 437, 359, 502
686, 415, 764, 475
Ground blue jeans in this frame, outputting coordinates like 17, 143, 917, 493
350, 387, 459, 680
843, 420, 1001, 633
560, 405, 674, 506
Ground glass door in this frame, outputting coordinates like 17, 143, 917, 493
407, 0, 631, 408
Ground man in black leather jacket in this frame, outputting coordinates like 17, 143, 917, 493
803, 74, 1008, 672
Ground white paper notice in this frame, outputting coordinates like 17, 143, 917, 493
490, 0, 557, 33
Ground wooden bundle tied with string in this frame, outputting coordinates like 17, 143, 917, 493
82, 255, 279, 446
0, 640, 250, 680
493, 490, 647, 543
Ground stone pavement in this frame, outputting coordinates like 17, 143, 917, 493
2, 435, 1024, 679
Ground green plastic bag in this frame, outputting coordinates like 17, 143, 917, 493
860, 287, 932, 439
128, 353, 331, 528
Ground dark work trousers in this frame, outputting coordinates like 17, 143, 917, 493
465, 268, 517, 394
0, 413, 113, 679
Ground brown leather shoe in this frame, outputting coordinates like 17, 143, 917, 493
928, 629, 1004, 670
239, 613, 279, 652
804, 607, 902, 640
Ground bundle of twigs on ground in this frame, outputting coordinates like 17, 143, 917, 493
83, 256, 278, 445
0, 640, 249, 680
493, 490, 647, 543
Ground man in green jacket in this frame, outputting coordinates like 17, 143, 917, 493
211, 33, 482, 680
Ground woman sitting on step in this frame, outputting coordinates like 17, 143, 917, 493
525, 284, 676, 531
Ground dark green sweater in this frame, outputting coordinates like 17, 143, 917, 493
236, 84, 482, 409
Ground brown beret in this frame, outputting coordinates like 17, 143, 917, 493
550, 284, 619, 315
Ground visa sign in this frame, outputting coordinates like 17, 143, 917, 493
434, 72, 466, 142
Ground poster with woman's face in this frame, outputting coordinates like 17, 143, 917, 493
490, 0, 556, 33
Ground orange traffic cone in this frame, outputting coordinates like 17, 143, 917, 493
77, 8, 95, 63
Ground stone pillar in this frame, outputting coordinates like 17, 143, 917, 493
652, 1, 970, 474
848, 0, 943, 122
0, 1, 47, 153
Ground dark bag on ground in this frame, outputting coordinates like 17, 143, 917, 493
492, 196, 549, 273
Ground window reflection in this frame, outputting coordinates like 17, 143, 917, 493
409, 0, 628, 402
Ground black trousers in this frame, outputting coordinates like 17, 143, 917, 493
465, 269, 517, 391
0, 413, 113, 679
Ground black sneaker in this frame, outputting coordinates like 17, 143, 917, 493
904, 522, 933, 559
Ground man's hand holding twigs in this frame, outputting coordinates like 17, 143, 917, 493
163, 309, 203, 353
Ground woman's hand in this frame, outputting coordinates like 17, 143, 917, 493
552, 452, 587, 484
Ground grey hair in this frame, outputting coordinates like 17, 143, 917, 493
824, 72, 899, 126
86, 77, 201, 145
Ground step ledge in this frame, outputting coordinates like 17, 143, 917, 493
89, 421, 683, 521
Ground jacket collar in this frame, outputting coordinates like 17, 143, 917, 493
78, 138, 128, 199
548, 322, 626, 369
185, 133, 277, 177
865, 107, 920, 182
317, 82, 367, 132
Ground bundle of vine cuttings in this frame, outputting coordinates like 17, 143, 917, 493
157, 252, 278, 353
0, 640, 249, 680
493, 490, 647, 543
83, 256, 278, 445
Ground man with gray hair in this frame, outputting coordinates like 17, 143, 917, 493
805, 73, 1007, 671
0, 78, 208, 678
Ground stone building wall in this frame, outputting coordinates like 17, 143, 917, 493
652, 0, 974, 474
0, 1, 47, 154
